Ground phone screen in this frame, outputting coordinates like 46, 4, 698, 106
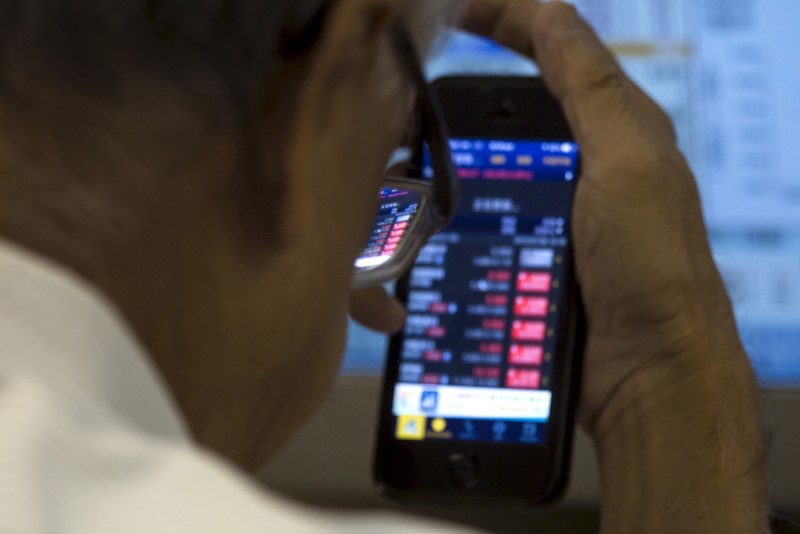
391, 137, 579, 446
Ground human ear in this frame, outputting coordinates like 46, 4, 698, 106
278, 0, 404, 247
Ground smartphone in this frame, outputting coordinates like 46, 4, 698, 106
374, 77, 585, 506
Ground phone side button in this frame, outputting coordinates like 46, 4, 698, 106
448, 453, 481, 489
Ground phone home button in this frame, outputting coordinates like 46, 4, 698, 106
448, 453, 480, 488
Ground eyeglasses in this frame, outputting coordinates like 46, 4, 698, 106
351, 22, 460, 289
272, 3, 459, 288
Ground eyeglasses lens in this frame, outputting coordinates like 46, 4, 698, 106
355, 187, 424, 272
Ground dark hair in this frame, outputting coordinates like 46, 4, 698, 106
0, 0, 457, 262
0, 0, 323, 250
0, 1, 322, 115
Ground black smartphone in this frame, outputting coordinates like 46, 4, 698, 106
374, 77, 585, 507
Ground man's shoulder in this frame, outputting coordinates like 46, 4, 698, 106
0, 375, 465, 533
0, 375, 291, 532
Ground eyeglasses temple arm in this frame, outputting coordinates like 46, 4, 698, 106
390, 23, 460, 226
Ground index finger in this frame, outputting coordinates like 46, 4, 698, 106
462, 0, 670, 153
461, 0, 540, 59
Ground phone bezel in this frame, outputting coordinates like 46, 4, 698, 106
374, 76, 586, 507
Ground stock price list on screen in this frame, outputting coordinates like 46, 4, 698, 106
398, 218, 569, 405
389, 138, 579, 444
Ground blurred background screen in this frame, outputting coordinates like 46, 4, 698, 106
342, 0, 800, 388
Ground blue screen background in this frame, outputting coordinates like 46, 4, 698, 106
342, 1, 800, 388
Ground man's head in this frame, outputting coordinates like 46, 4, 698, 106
0, 0, 457, 469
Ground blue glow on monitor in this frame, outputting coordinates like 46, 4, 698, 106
341, 1, 800, 387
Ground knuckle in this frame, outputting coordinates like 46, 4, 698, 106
537, 1, 580, 28
557, 60, 628, 118
533, 1, 579, 42
570, 60, 625, 95
534, 2, 627, 98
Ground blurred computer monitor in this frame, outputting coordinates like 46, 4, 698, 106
343, 0, 800, 389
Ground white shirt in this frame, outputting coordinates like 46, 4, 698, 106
0, 241, 472, 533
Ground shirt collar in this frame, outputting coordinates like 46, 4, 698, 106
0, 239, 189, 442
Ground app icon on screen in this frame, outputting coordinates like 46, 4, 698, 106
461, 420, 476, 438
431, 418, 448, 433
420, 391, 439, 413
396, 415, 427, 441
522, 423, 538, 439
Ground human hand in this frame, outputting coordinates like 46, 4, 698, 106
462, 4, 769, 532
349, 286, 406, 334
462, 0, 749, 431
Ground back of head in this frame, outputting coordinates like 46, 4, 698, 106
0, 0, 452, 268
0, 0, 461, 467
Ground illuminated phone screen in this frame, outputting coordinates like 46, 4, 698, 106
392, 137, 579, 445
356, 188, 423, 271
